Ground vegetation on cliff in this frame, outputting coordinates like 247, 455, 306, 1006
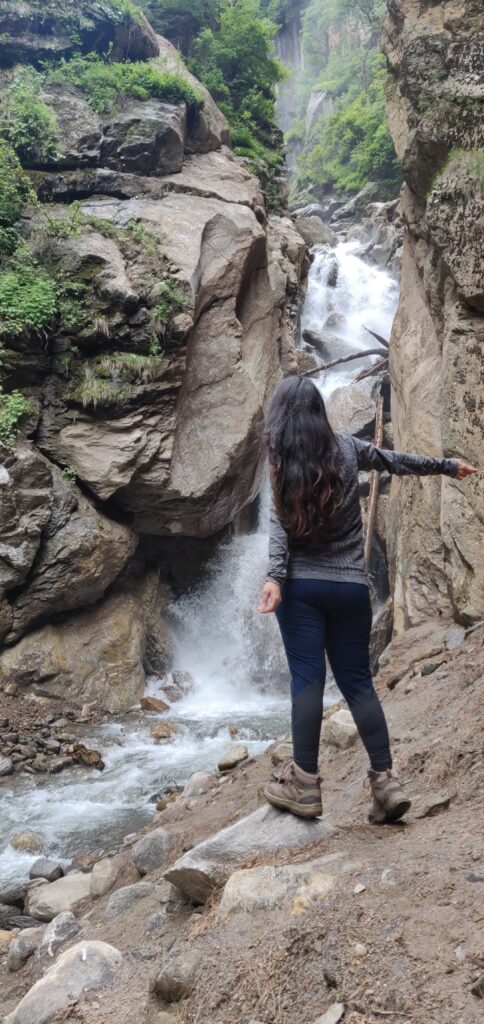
137, 0, 286, 194
286, 0, 401, 199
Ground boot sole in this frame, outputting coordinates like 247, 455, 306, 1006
263, 785, 322, 819
369, 797, 411, 825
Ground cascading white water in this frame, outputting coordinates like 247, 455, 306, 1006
301, 241, 399, 396
0, 236, 399, 887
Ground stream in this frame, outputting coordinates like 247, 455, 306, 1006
0, 239, 399, 890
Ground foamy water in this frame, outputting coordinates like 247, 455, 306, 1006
0, 237, 398, 889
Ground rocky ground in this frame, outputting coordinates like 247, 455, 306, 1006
1, 618, 482, 1024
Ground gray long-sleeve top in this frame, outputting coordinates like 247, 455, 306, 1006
268, 433, 458, 587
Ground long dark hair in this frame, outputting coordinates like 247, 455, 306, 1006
264, 375, 344, 543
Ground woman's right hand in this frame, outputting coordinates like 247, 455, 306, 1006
455, 459, 478, 480
258, 581, 282, 614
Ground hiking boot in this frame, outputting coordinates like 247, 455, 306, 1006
367, 768, 411, 824
263, 759, 322, 819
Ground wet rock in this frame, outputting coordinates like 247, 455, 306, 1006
0, 755, 13, 776
0, 904, 19, 926
104, 882, 156, 920
151, 947, 202, 1002
0, 879, 27, 906
160, 671, 194, 702
183, 772, 215, 797
219, 853, 349, 916
140, 696, 170, 713
29, 859, 64, 883
321, 709, 358, 750
217, 745, 249, 771
4, 940, 122, 1024
90, 856, 122, 899
10, 831, 44, 853
68, 744, 105, 770
48, 755, 74, 774
8, 926, 45, 972
294, 216, 336, 247
132, 828, 175, 876
25, 872, 91, 922
150, 721, 176, 742
314, 1004, 345, 1024
37, 911, 80, 959
165, 805, 336, 903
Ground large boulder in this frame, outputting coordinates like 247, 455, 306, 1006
0, 443, 135, 644
37, 193, 304, 536
4, 940, 122, 1024
0, 573, 171, 710
219, 852, 352, 916
0, 1, 158, 68
154, 35, 230, 153
24, 873, 91, 923
164, 805, 336, 903
327, 375, 383, 437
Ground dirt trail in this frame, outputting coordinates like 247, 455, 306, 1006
1, 622, 482, 1024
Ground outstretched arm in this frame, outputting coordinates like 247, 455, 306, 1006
352, 437, 476, 479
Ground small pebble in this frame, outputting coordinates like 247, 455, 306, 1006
354, 942, 367, 956
353, 883, 366, 895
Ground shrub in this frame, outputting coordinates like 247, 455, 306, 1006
45, 52, 203, 116
0, 142, 35, 259
0, 71, 59, 164
0, 387, 32, 447
0, 248, 57, 338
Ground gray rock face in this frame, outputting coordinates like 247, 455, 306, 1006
90, 856, 122, 899
217, 745, 249, 771
165, 805, 336, 903
104, 881, 156, 920
0, 443, 135, 646
0, 1, 158, 67
37, 911, 80, 960
132, 828, 175, 876
151, 947, 201, 1002
0, 572, 171, 711
4, 940, 122, 1024
321, 710, 358, 750
183, 772, 215, 797
219, 852, 350, 916
327, 375, 383, 437
294, 215, 336, 247
101, 100, 186, 175
383, 2, 484, 628
7, 926, 45, 973
24, 873, 91, 923
29, 859, 64, 883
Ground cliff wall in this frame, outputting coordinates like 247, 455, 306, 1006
383, 0, 484, 628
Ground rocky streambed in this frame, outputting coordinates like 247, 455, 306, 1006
0, 618, 482, 1024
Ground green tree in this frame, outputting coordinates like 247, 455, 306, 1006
189, 0, 286, 157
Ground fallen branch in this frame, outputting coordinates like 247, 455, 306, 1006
364, 393, 384, 567
300, 348, 388, 378
363, 325, 390, 349
355, 357, 389, 382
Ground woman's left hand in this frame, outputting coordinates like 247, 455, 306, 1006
258, 581, 282, 614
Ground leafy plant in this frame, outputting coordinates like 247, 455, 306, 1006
0, 71, 59, 164
152, 279, 187, 330
62, 466, 77, 483
0, 247, 57, 338
0, 142, 35, 259
0, 387, 32, 447
45, 52, 203, 116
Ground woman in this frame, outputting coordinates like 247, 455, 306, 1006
258, 375, 476, 822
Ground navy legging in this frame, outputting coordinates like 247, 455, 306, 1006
275, 579, 392, 774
